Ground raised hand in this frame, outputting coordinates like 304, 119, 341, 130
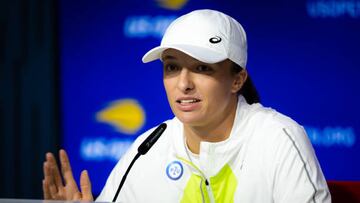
42, 149, 93, 201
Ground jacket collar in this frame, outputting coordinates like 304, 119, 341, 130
172, 95, 263, 177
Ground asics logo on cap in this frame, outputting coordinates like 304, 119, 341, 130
209, 36, 222, 44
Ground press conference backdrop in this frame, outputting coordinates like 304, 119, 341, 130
60, 0, 360, 195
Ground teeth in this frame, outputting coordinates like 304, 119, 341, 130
179, 99, 199, 104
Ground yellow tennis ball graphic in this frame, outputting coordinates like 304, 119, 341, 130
156, 0, 189, 10
96, 99, 146, 134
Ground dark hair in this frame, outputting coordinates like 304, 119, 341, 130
231, 63, 261, 104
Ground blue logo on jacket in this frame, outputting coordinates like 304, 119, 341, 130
166, 161, 183, 180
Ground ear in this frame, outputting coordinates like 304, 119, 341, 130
231, 69, 248, 93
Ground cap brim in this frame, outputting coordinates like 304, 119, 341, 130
142, 44, 227, 64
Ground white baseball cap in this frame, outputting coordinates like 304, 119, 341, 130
142, 9, 248, 68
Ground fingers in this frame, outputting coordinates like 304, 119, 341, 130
80, 170, 94, 201
42, 149, 84, 201
42, 179, 51, 199
45, 152, 63, 188
59, 149, 76, 186
43, 161, 61, 199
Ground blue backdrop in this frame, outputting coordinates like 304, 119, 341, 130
60, 0, 360, 195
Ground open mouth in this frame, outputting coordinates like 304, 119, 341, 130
176, 99, 201, 104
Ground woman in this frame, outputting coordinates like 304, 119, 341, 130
43, 9, 330, 202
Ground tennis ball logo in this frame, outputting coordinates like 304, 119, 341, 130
156, 0, 189, 10
96, 99, 146, 134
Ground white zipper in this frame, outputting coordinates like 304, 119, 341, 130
200, 179, 205, 203
204, 179, 215, 203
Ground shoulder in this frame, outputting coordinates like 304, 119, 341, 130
242, 106, 330, 203
96, 118, 179, 197
243, 102, 304, 138
122, 117, 183, 161
236, 96, 303, 135
134, 117, 181, 148
246, 102, 301, 130
237, 102, 299, 138
239, 102, 314, 161
258, 107, 311, 151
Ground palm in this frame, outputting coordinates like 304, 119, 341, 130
57, 181, 81, 200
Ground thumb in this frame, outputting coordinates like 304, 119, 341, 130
80, 170, 94, 201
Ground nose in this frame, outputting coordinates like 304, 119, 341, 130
177, 68, 194, 93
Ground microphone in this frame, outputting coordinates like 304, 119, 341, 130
112, 123, 167, 202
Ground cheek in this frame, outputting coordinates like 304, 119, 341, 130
203, 81, 234, 99
163, 79, 171, 92
163, 79, 174, 99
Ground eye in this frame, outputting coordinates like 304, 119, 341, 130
163, 63, 180, 73
196, 65, 213, 73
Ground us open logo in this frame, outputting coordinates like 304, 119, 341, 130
166, 161, 183, 180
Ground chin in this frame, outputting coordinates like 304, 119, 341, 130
175, 113, 204, 126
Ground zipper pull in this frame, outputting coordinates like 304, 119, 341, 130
205, 179, 215, 203
205, 179, 209, 186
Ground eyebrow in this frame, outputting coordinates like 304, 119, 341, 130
161, 55, 177, 61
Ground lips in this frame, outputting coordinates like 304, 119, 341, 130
175, 97, 201, 111
176, 99, 201, 104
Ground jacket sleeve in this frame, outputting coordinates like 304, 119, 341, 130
271, 124, 331, 203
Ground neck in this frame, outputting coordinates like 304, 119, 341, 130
184, 97, 238, 154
